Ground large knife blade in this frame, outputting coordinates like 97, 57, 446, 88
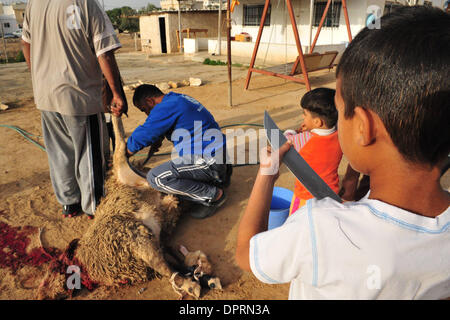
264, 111, 342, 203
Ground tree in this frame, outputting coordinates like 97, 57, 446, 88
106, 6, 138, 32
106, 8, 122, 30
139, 3, 160, 14
120, 6, 136, 16
119, 18, 139, 33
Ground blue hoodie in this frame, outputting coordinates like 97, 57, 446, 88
127, 92, 226, 157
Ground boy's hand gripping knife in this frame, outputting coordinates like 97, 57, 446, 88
264, 111, 343, 203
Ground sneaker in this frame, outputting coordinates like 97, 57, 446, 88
62, 203, 82, 218
189, 191, 227, 219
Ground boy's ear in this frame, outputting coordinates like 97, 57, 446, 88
353, 106, 376, 146
313, 116, 324, 129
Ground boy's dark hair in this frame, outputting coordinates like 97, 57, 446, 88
301, 87, 337, 128
132, 84, 164, 107
336, 6, 450, 166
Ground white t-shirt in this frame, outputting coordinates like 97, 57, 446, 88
250, 194, 450, 299
22, 0, 121, 116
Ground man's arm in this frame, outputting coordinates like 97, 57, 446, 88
22, 40, 31, 70
98, 51, 124, 117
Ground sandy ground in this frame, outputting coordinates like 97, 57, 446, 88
0, 37, 22, 61
1, 38, 449, 300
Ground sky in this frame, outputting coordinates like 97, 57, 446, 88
0, 0, 162, 11
101, 0, 161, 10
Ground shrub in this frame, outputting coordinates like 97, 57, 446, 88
15, 50, 25, 62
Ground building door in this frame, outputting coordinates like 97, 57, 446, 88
159, 17, 167, 54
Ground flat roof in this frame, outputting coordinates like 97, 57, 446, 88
141, 9, 226, 16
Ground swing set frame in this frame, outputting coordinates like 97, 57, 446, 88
244, 0, 352, 91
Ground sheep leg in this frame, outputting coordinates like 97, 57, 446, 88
132, 236, 201, 298
133, 236, 173, 278
111, 115, 149, 188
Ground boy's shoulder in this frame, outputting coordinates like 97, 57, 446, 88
302, 195, 450, 235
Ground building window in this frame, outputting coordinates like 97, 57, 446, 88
313, 1, 342, 28
4, 23, 11, 28
243, 4, 271, 27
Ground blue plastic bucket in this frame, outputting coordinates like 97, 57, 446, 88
268, 187, 294, 230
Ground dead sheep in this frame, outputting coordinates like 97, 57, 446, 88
37, 115, 220, 300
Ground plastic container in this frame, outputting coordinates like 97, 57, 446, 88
268, 187, 294, 230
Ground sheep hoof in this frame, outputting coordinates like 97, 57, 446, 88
181, 277, 201, 299
207, 277, 222, 290
170, 272, 201, 299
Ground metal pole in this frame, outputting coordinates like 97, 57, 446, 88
0, 21, 8, 63
308, 0, 314, 50
218, 0, 222, 55
178, 0, 183, 53
244, 0, 270, 90
342, 0, 352, 43
286, 0, 311, 91
310, 0, 331, 53
134, 32, 138, 51
226, 0, 232, 106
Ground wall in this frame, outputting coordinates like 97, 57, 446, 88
140, 11, 227, 54
232, 0, 370, 46
160, 0, 197, 10
208, 38, 346, 65
140, 15, 163, 55
2, 5, 14, 16
0, 15, 19, 34
184, 37, 212, 53
230, 0, 366, 64
0, 4, 22, 33
168, 11, 227, 53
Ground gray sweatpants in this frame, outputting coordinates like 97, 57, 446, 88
147, 155, 231, 206
41, 111, 107, 215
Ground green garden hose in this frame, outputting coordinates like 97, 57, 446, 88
0, 124, 46, 152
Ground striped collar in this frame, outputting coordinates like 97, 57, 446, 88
357, 193, 450, 234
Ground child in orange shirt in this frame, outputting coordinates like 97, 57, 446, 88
284, 88, 342, 214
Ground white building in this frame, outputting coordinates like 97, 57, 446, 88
160, 0, 226, 10
207, 0, 447, 65
0, 2, 24, 35
160, 0, 204, 10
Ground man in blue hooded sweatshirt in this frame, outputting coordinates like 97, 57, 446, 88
126, 84, 231, 219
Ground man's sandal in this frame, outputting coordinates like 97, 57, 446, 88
62, 203, 82, 218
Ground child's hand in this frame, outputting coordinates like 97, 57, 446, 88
259, 140, 292, 179
283, 129, 297, 138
